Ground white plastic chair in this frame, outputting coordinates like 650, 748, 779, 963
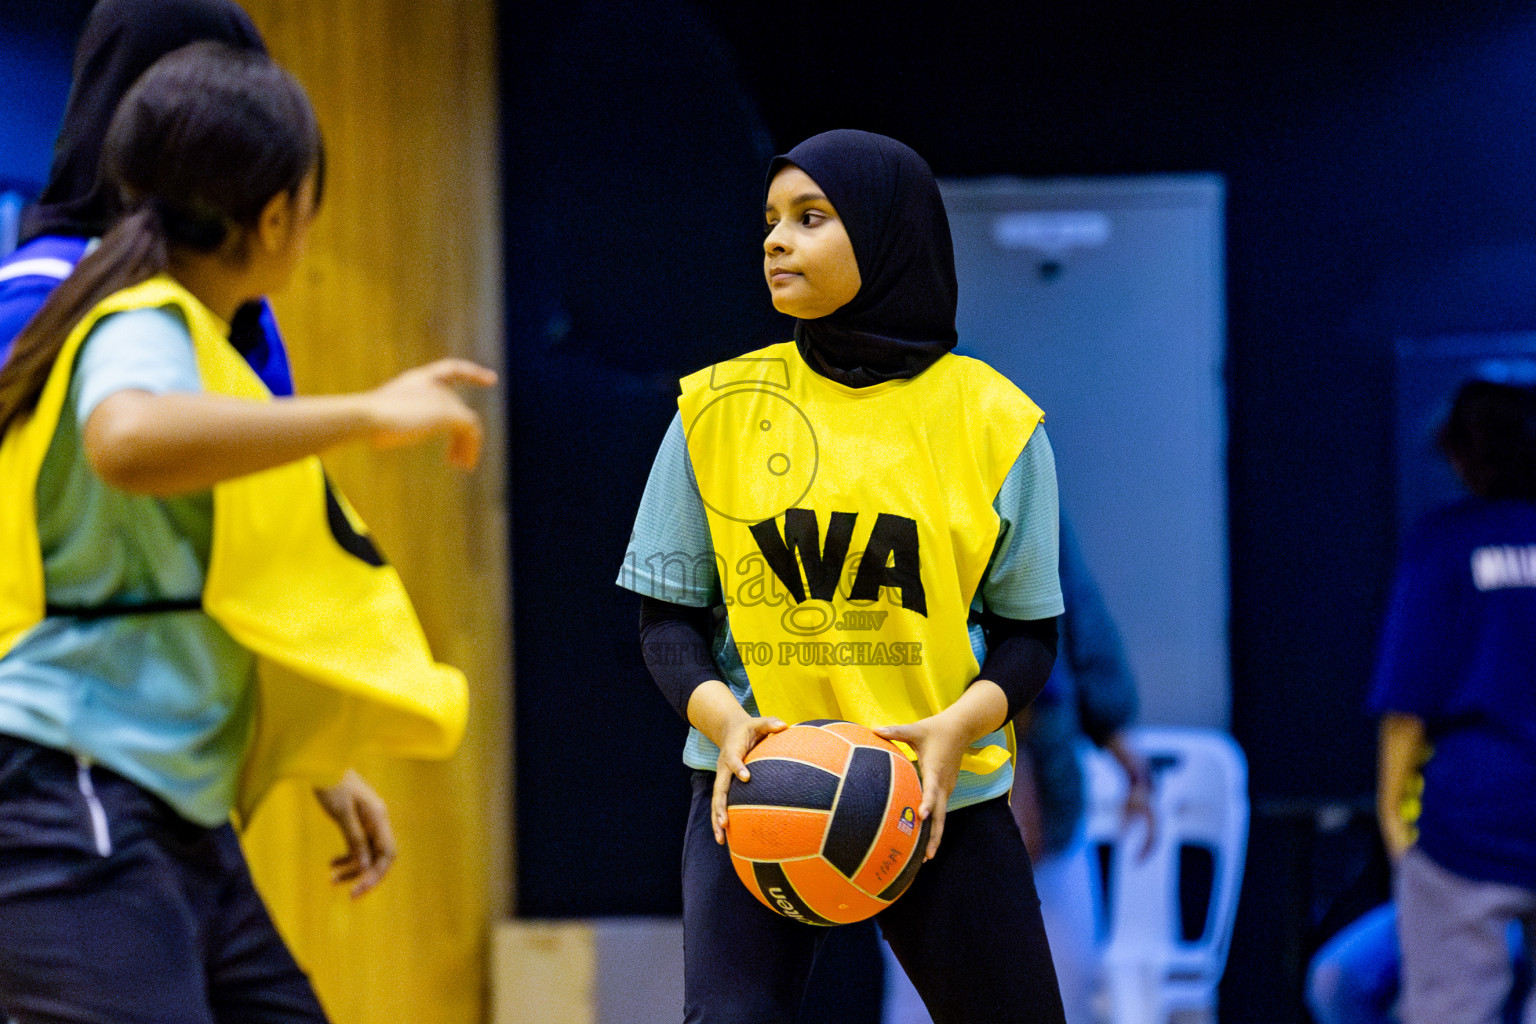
1083, 726, 1249, 1024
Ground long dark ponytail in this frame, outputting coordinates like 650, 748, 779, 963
0, 41, 322, 437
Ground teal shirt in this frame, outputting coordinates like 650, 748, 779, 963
618, 411, 1064, 809
0, 307, 255, 826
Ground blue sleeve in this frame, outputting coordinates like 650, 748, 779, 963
229, 300, 294, 397
0, 236, 92, 367
1058, 513, 1139, 743
616, 412, 720, 607
0, 279, 62, 369
1368, 526, 1457, 719
980, 426, 1066, 621
73, 307, 201, 427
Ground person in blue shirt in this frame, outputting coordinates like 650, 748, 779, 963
1370, 374, 1536, 1024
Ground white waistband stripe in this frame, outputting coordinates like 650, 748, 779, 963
0, 258, 74, 284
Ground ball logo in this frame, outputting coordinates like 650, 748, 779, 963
767, 886, 807, 922
897, 806, 916, 835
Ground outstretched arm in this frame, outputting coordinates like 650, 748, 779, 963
85, 358, 497, 495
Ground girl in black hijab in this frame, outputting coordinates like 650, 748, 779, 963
621, 129, 1067, 1023
770, 128, 959, 388
0, 0, 288, 391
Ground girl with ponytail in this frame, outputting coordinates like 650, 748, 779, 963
0, 40, 492, 1024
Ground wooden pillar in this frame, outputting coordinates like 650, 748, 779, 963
233, 3, 508, 1022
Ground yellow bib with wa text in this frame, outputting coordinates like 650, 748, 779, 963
678, 342, 1041, 776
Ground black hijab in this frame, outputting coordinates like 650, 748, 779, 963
19, 0, 268, 243
768, 129, 958, 388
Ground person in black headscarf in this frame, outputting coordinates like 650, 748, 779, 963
768, 129, 960, 388
0, 0, 288, 392
618, 129, 1067, 1023
25, 0, 265, 241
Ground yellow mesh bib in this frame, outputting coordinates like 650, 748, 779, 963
0, 275, 466, 819
678, 342, 1041, 776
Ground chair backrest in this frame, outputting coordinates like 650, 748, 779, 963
1084, 726, 1249, 998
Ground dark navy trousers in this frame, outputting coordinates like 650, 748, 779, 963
0, 735, 328, 1024
682, 770, 1067, 1024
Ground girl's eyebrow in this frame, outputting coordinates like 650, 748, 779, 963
764, 192, 829, 213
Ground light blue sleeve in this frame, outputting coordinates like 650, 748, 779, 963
615, 411, 720, 607
980, 425, 1065, 620
74, 306, 200, 427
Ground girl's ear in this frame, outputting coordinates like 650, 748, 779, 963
253, 189, 295, 255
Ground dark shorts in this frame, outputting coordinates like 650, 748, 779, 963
0, 734, 328, 1024
682, 770, 1066, 1024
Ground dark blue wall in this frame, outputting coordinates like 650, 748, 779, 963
0, 3, 90, 193
501, 0, 785, 919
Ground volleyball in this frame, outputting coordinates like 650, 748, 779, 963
725, 719, 929, 925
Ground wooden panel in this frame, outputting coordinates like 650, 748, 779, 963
233, 4, 508, 1023
490, 922, 596, 1024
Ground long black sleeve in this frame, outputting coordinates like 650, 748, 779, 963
1056, 516, 1138, 745
975, 611, 1058, 721
638, 596, 722, 720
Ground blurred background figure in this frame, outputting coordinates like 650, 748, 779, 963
1369, 370, 1536, 1024
1307, 897, 1529, 1024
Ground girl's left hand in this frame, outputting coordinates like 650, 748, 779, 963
313, 768, 397, 898
874, 710, 972, 862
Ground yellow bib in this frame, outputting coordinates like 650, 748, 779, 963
678, 342, 1041, 776
0, 275, 467, 819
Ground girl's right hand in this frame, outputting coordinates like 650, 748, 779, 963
710, 714, 787, 845
364, 358, 498, 469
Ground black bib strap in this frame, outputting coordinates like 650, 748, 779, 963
45, 598, 203, 620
